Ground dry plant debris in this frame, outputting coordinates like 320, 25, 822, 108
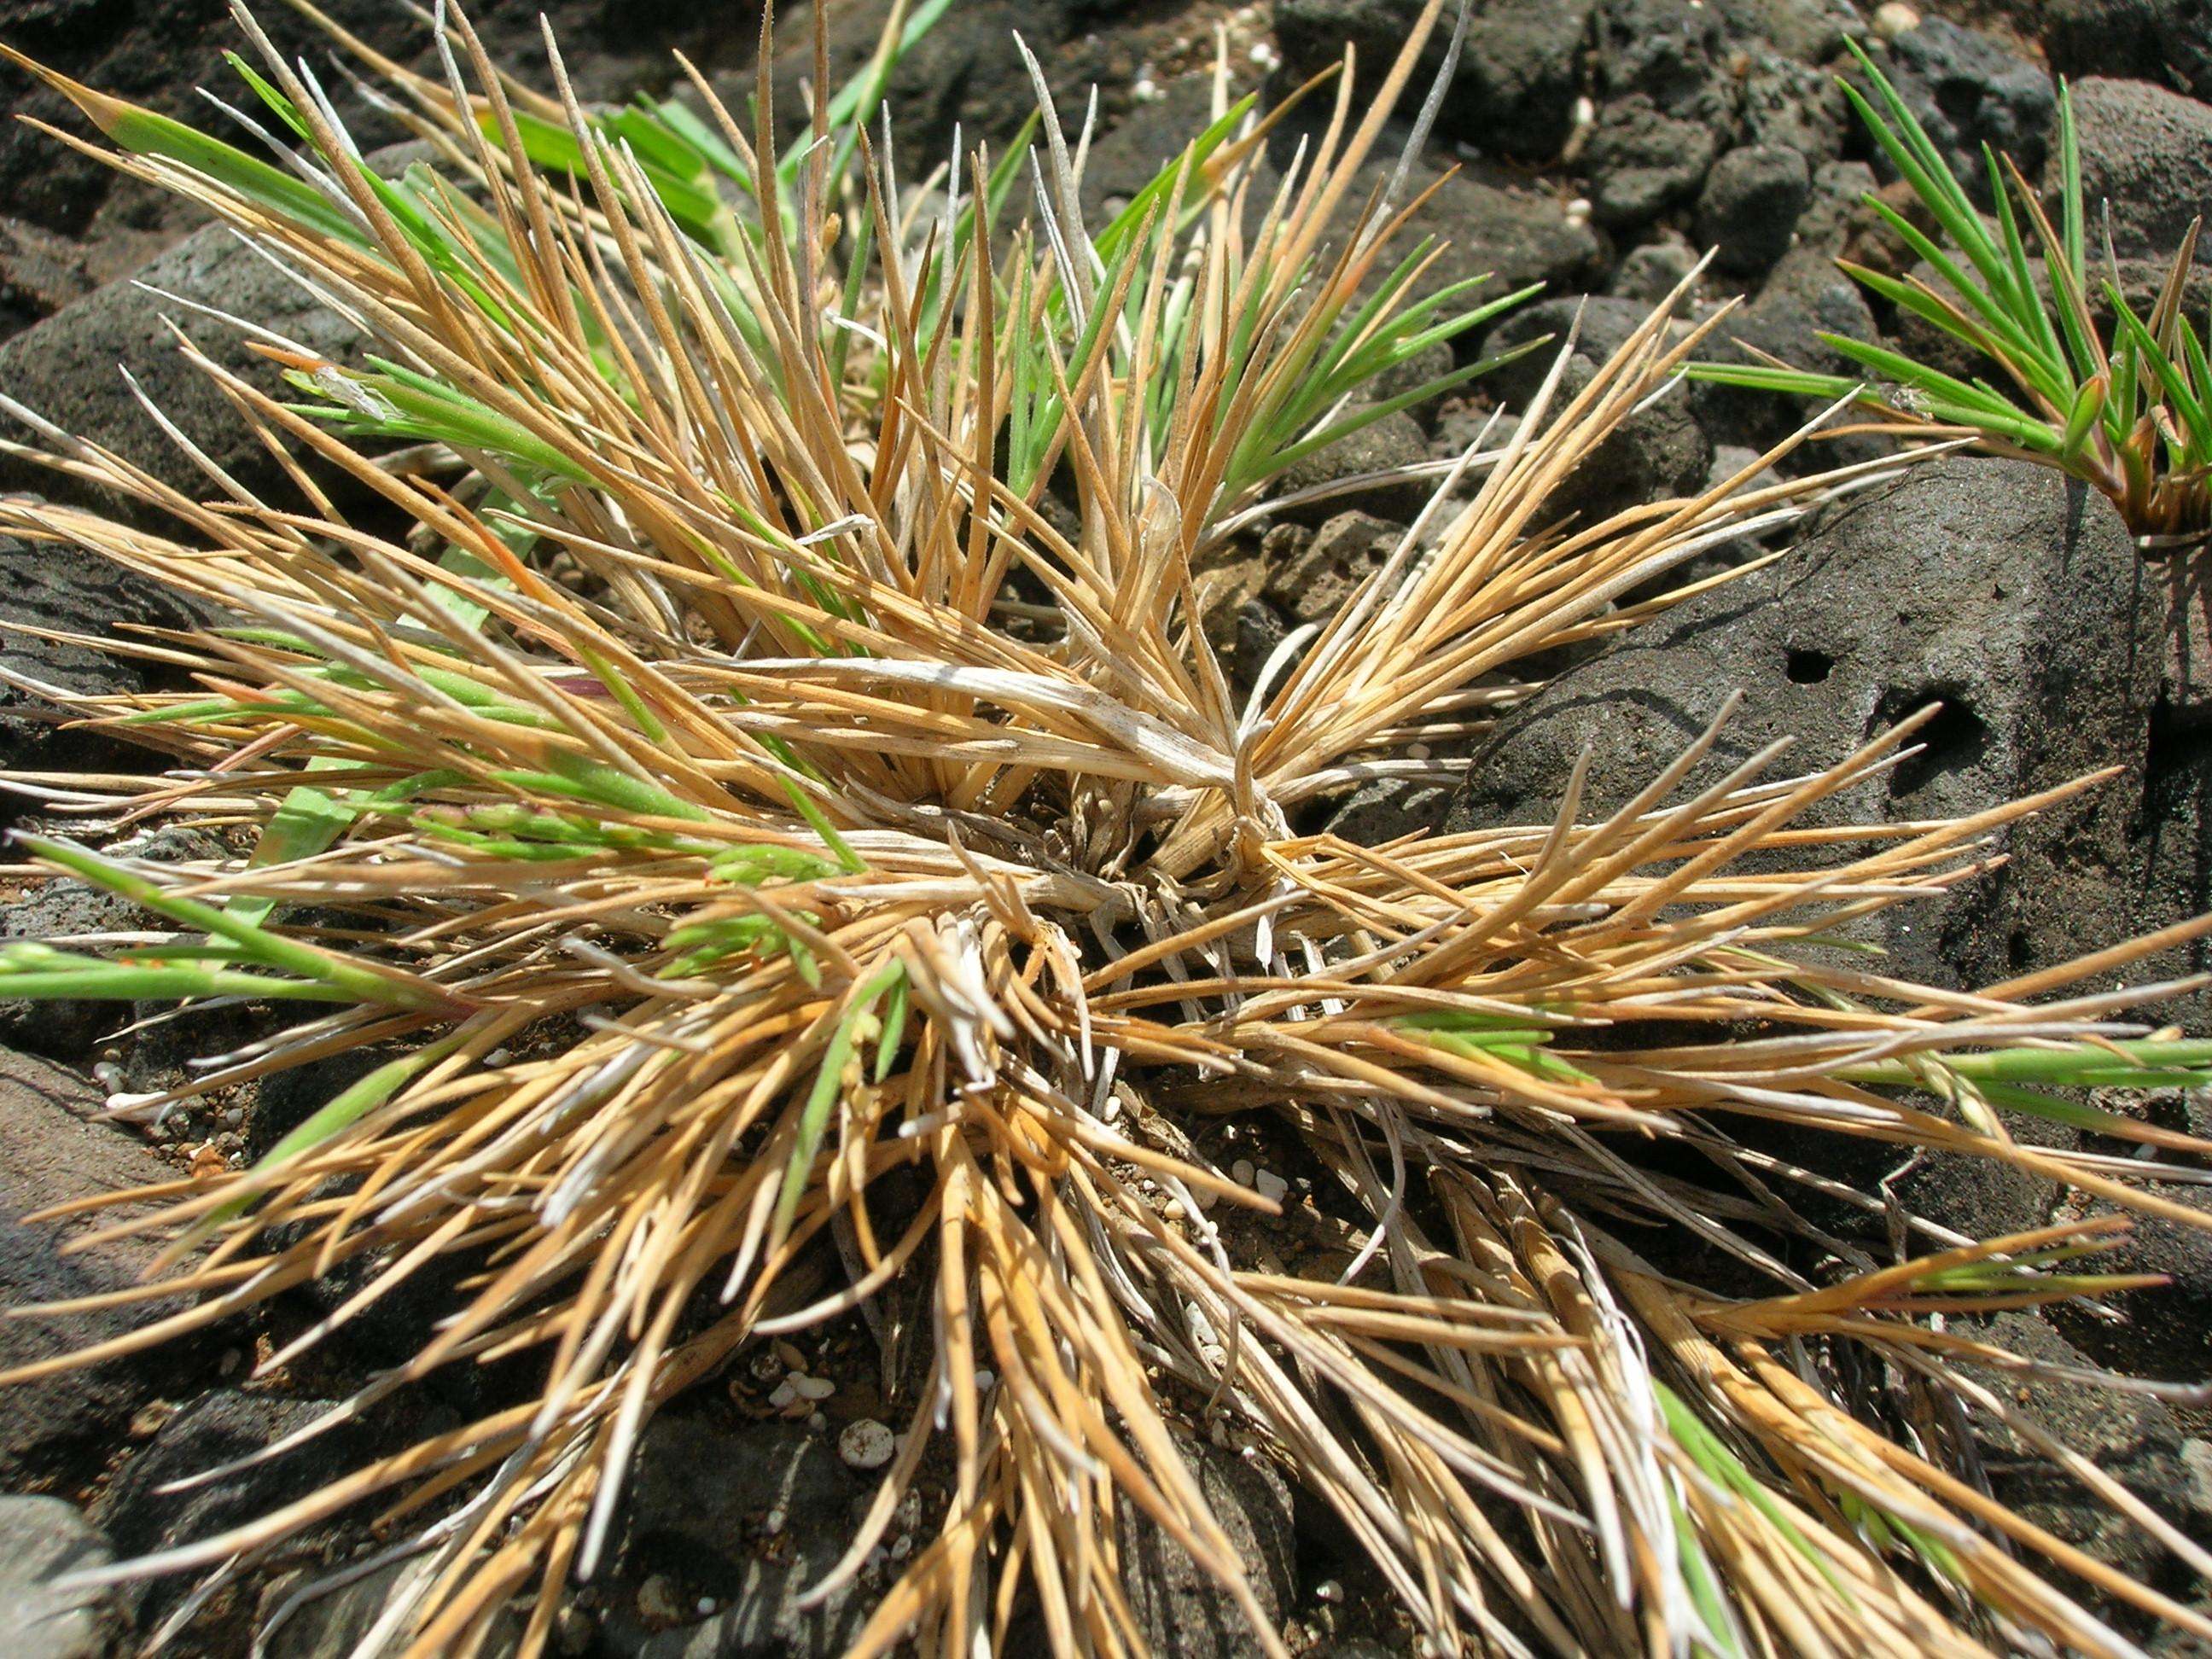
0, 2, 2208, 1656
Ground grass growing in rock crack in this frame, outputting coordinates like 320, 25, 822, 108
1690, 40, 2212, 552
1, 3, 2211, 1656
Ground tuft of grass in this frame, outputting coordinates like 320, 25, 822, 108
0, 4, 2209, 1657
1688, 39, 2212, 550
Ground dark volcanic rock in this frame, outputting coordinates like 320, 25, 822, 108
0, 532, 212, 817
1713, 0, 1866, 62
90, 1388, 386, 1637
1274, 0, 1596, 163
1584, 96, 1720, 231
1697, 143, 1812, 276
1854, 20, 2054, 207
1958, 1311, 2210, 1581
0, 827, 229, 1059
1483, 294, 1666, 410
0, 218, 368, 519
0, 1046, 226, 1490
1115, 1440, 1296, 1659
1444, 458, 2172, 1249
2043, 0, 2212, 105
1273, 417, 1431, 528
602, 1417, 871, 1659
1363, 160, 1606, 301
1687, 242, 1884, 469
1446, 457, 2158, 996
0, 1, 682, 242
1592, 0, 1733, 118
1263, 511, 1404, 626
1737, 48, 1853, 163
0, 217, 94, 344
2059, 78, 2212, 262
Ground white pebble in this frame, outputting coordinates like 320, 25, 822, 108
696, 1597, 717, 1615
767, 1379, 798, 1409
1249, 42, 1281, 72
841, 1417, 897, 1470
974, 1369, 998, 1393
1133, 78, 1162, 104
763, 1508, 787, 1534
1315, 1580, 1345, 1604
1871, 2, 1919, 38
1254, 1168, 1290, 1205
1231, 1158, 1256, 1187
807, 1411, 828, 1432
890, 1533, 914, 1561
791, 1373, 837, 1400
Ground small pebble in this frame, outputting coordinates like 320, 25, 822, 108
889, 1533, 914, 1561
696, 1597, 716, 1615
1254, 1168, 1290, 1205
774, 1339, 807, 1371
841, 1417, 897, 1470
1315, 1580, 1345, 1604
764, 1508, 788, 1534
1871, 1, 1919, 38
552, 1604, 594, 1657
974, 1369, 997, 1393
1231, 1158, 1256, 1187
791, 1372, 836, 1400
768, 1379, 798, 1409
637, 1575, 683, 1625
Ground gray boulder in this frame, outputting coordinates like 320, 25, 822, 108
1265, 512, 1405, 626
1441, 457, 2173, 1249
0, 1495, 128, 1659
0, 138, 456, 522
92, 1391, 381, 1564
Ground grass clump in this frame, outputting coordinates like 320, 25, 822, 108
0, 3, 2209, 1657
1690, 40, 2212, 550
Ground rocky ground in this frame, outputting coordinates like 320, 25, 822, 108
4, 0, 2212, 1655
